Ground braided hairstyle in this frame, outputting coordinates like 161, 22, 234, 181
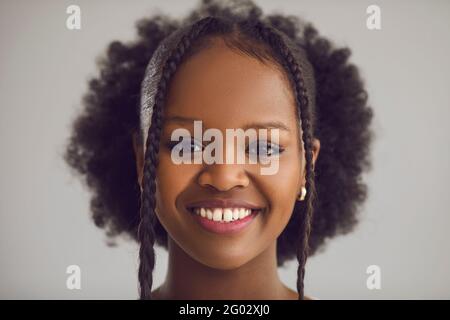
138, 17, 217, 300
64, 0, 373, 300
252, 20, 317, 300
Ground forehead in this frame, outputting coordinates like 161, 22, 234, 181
164, 39, 297, 128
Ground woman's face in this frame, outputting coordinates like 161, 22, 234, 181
135, 38, 320, 270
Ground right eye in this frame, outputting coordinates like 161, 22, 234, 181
168, 138, 203, 154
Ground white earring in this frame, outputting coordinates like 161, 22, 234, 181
298, 187, 307, 201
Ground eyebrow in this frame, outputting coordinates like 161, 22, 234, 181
164, 116, 291, 132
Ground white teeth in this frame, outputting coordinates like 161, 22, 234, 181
223, 208, 233, 222
239, 208, 247, 219
192, 207, 256, 222
232, 208, 239, 220
206, 209, 213, 220
213, 208, 223, 221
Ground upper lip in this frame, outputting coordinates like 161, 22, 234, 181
186, 198, 264, 210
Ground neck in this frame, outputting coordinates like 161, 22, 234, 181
155, 237, 290, 300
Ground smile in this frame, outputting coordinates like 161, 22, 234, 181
186, 199, 264, 234
191, 207, 258, 222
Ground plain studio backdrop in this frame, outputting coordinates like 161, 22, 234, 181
0, 0, 449, 299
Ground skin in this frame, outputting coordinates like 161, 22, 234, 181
133, 38, 320, 300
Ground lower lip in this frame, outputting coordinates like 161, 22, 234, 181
191, 210, 260, 235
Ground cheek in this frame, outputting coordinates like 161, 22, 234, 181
154, 151, 196, 224
256, 153, 302, 230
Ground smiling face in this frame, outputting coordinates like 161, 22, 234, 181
135, 37, 320, 270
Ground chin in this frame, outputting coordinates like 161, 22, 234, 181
193, 251, 253, 271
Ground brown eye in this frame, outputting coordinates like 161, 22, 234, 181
246, 140, 284, 158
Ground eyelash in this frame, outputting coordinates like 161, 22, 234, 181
166, 138, 285, 158
166, 139, 203, 153
251, 141, 285, 157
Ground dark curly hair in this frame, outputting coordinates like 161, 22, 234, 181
64, 0, 373, 300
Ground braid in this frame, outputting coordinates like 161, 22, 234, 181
137, 16, 218, 300
254, 21, 317, 300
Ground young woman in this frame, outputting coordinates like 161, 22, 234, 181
65, 0, 373, 300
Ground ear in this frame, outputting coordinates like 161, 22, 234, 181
301, 138, 321, 185
132, 131, 144, 192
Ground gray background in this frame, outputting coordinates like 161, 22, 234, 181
1, 0, 449, 299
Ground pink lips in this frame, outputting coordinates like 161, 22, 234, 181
186, 199, 263, 235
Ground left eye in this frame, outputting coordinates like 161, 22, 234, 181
246, 141, 283, 157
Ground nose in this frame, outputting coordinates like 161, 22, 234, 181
197, 163, 250, 192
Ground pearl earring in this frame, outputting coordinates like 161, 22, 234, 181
298, 186, 307, 201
